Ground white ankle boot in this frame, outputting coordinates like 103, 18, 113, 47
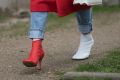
72, 34, 94, 60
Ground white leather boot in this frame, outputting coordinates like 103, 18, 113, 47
72, 33, 94, 60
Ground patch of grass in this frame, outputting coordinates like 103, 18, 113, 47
0, 22, 28, 38
74, 77, 112, 80
46, 13, 74, 31
73, 48, 120, 80
0, 8, 12, 22
93, 5, 120, 13
9, 22, 28, 37
0, 16, 8, 22
76, 49, 120, 73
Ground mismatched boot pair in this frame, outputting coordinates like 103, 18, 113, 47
23, 34, 94, 69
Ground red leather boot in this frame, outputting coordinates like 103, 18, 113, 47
23, 40, 44, 68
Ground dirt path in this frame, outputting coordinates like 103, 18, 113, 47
0, 12, 120, 80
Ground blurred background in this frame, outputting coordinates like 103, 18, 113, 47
0, 0, 120, 18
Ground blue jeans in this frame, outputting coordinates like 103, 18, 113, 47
29, 8, 92, 39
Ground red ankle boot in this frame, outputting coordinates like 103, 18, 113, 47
23, 40, 44, 67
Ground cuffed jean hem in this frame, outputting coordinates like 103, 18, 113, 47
79, 25, 92, 34
29, 30, 44, 39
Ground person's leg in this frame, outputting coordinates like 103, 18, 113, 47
29, 12, 48, 39
23, 12, 48, 69
72, 8, 94, 60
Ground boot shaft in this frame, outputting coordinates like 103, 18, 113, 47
30, 40, 44, 57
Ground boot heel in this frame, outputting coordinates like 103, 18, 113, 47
36, 55, 44, 70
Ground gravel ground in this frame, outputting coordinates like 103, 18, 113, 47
0, 12, 120, 80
